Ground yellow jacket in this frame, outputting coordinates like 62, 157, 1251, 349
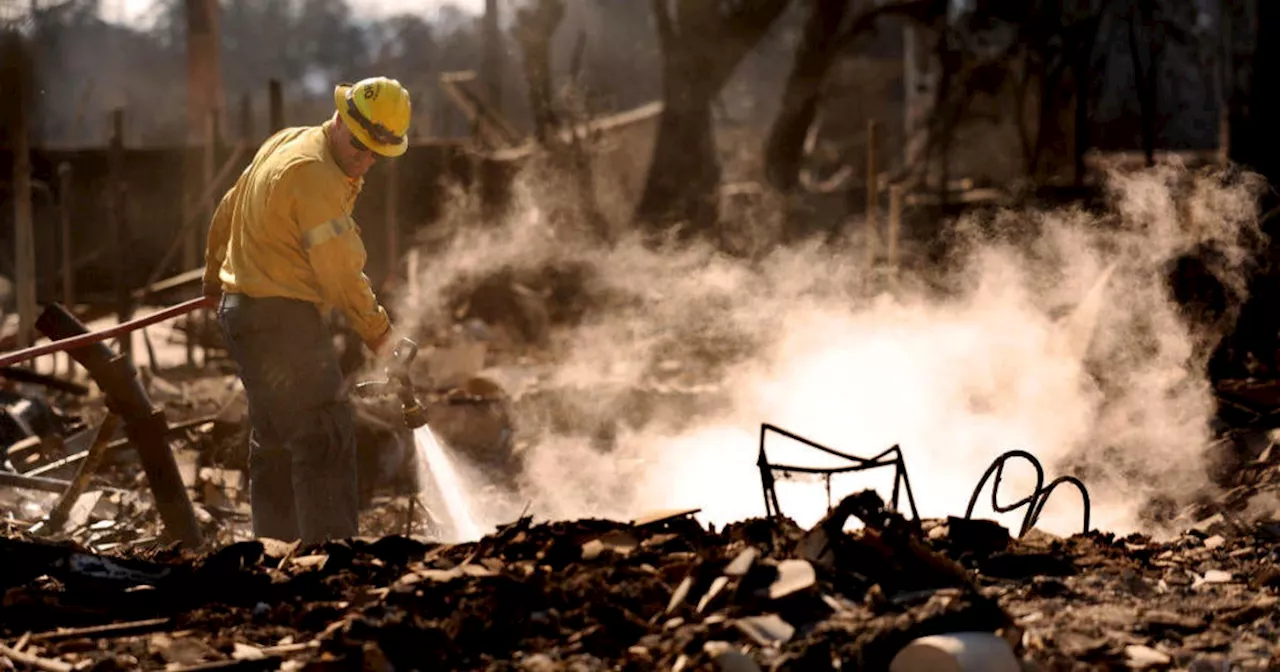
203, 120, 391, 345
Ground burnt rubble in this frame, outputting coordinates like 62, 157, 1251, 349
0, 486, 1276, 671
1, 302, 1280, 669
1, 367, 1279, 671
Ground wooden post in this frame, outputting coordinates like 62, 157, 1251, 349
7, 33, 36, 353
436, 90, 453, 137
185, 0, 223, 144
184, 168, 198, 366
385, 157, 400, 287
181, 163, 199, 271
888, 183, 903, 271
865, 119, 879, 278
109, 108, 133, 361
269, 79, 284, 133
193, 109, 218, 367
181, 137, 200, 367
41, 183, 56, 309
202, 108, 218, 234
58, 162, 75, 376
184, 0, 223, 275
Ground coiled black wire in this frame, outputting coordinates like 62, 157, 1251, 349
964, 449, 1091, 537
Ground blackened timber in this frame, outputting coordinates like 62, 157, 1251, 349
34, 303, 202, 547
0, 470, 72, 494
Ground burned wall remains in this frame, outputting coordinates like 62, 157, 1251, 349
0, 141, 475, 304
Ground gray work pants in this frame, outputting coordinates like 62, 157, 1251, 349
216, 293, 358, 545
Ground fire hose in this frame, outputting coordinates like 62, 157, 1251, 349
0, 296, 214, 369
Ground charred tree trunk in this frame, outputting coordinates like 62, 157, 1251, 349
512, 0, 612, 244
930, 25, 962, 210
1208, 0, 1280, 378
1029, 62, 1066, 178
513, 0, 563, 144
1072, 66, 1091, 186
1235, 0, 1280, 188
635, 0, 791, 238
1017, 2, 1071, 181
1012, 61, 1036, 175
764, 0, 850, 193
1071, 16, 1103, 187
639, 75, 721, 236
1127, 1, 1161, 167
765, 0, 943, 194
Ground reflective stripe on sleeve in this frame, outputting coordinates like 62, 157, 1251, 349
301, 215, 355, 250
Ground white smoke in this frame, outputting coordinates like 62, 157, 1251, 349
392, 160, 1266, 539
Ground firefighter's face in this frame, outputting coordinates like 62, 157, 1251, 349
332, 117, 378, 178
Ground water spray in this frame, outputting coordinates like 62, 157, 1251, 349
413, 426, 483, 542
355, 337, 483, 542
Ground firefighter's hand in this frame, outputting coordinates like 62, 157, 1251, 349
202, 280, 222, 306
368, 327, 397, 361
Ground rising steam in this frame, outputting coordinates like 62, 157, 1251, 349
391, 160, 1266, 539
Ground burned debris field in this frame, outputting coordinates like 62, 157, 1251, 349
1, 477, 1280, 670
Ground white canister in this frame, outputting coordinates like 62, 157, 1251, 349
889, 632, 1021, 672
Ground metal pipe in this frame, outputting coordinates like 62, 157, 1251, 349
0, 297, 211, 369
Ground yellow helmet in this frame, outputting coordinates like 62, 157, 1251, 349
333, 77, 412, 157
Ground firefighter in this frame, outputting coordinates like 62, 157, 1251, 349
203, 76, 411, 544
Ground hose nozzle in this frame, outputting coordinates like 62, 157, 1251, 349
388, 337, 429, 429
402, 401, 429, 430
